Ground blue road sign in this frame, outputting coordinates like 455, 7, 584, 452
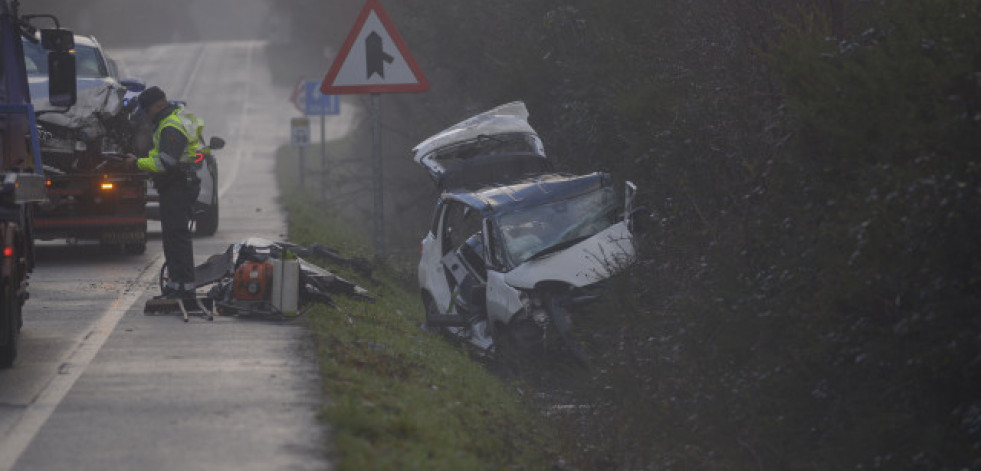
304, 80, 340, 116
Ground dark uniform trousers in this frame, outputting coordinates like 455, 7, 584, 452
158, 181, 200, 286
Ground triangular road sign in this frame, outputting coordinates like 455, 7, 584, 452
321, 0, 429, 94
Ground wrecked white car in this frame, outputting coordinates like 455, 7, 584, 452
414, 102, 639, 364
24, 33, 141, 162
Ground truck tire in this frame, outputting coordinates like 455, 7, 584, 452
124, 242, 146, 255
0, 275, 20, 368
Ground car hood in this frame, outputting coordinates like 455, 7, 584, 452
502, 221, 636, 289
30, 76, 124, 133
412, 101, 550, 190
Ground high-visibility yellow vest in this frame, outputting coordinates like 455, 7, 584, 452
137, 107, 204, 173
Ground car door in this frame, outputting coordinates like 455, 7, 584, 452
437, 200, 485, 314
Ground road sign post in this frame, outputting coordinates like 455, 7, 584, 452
290, 79, 341, 197
298, 80, 340, 201
321, 114, 327, 202
321, 0, 429, 259
371, 94, 383, 258
291, 117, 310, 188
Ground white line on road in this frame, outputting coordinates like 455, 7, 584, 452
0, 258, 162, 471
218, 41, 256, 199
176, 43, 208, 101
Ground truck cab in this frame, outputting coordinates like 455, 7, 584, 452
0, 6, 76, 367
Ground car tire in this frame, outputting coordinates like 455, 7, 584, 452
422, 294, 443, 333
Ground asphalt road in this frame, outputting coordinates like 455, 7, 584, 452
0, 40, 353, 470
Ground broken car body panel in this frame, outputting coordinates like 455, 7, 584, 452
24, 35, 126, 154
501, 221, 635, 290
411, 101, 551, 190
427, 173, 637, 323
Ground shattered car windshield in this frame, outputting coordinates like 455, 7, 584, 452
24, 41, 107, 78
497, 186, 618, 266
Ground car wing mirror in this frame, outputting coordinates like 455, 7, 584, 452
39, 28, 76, 107
47, 51, 76, 108
208, 137, 226, 150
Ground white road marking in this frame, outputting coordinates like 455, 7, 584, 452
218, 41, 256, 199
0, 40, 293, 469
0, 41, 217, 471
0, 258, 162, 470
176, 43, 208, 99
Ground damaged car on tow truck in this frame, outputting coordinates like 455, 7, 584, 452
24, 33, 150, 252
415, 102, 639, 365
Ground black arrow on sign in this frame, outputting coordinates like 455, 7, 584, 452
365, 31, 394, 79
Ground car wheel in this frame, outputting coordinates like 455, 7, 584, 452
422, 294, 444, 333
544, 292, 592, 368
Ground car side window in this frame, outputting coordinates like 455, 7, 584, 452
441, 201, 481, 256
22, 41, 47, 75
75, 45, 108, 78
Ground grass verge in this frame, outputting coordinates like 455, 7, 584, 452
275, 144, 559, 470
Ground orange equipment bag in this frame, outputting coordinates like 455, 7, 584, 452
233, 260, 273, 301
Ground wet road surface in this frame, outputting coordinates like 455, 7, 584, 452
0, 40, 353, 470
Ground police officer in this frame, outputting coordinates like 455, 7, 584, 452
125, 86, 203, 299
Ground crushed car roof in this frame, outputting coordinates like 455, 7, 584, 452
447, 172, 612, 216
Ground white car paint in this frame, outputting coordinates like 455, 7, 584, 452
484, 269, 526, 326
414, 101, 640, 358
418, 230, 452, 313
502, 221, 636, 290
411, 101, 541, 166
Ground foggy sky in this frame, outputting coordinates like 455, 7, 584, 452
25, 0, 279, 47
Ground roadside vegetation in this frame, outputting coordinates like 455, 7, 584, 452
271, 1, 981, 469
275, 145, 561, 470
24, 0, 979, 468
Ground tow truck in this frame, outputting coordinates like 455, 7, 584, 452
0, 2, 77, 367
25, 32, 148, 254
